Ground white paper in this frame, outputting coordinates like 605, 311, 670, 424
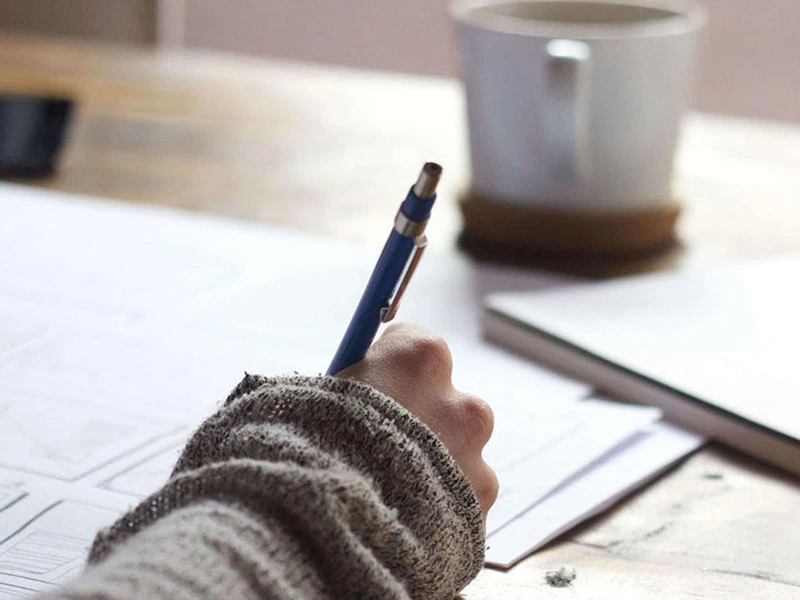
0, 495, 130, 595
0, 312, 47, 358
0, 387, 179, 481
0, 502, 116, 581
0, 465, 138, 594
485, 419, 704, 567
0, 483, 24, 513
101, 444, 185, 498
0, 184, 341, 323
485, 399, 661, 534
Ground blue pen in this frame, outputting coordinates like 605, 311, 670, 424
326, 162, 442, 376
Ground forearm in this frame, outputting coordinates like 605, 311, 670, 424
42, 375, 484, 600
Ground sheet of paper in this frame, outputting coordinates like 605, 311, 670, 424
0, 483, 135, 597
485, 419, 704, 567
0, 312, 47, 357
443, 339, 660, 533
0, 501, 118, 583
484, 399, 661, 534
0, 386, 180, 481
100, 443, 186, 498
167, 241, 579, 368
0, 184, 345, 323
0, 482, 25, 514
0, 465, 138, 594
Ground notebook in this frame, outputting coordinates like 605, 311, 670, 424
484, 257, 800, 476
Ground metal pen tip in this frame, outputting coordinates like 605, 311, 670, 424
413, 162, 443, 200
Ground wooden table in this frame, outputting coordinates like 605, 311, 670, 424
2, 34, 799, 598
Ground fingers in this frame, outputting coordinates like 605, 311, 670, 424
456, 392, 494, 448
370, 323, 453, 385
337, 324, 453, 417
336, 322, 498, 517
472, 462, 499, 516
449, 392, 498, 517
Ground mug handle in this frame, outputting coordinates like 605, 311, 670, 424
545, 39, 592, 181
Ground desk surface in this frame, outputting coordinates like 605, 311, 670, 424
2, 34, 799, 598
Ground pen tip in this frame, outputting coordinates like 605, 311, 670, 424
413, 162, 443, 200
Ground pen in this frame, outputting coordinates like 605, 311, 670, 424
326, 162, 442, 376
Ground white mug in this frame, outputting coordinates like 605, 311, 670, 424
451, 0, 706, 211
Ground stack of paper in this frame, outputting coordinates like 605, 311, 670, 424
0, 184, 702, 597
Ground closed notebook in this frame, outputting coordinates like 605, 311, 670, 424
484, 257, 800, 476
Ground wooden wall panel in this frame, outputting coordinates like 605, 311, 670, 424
0, 0, 156, 44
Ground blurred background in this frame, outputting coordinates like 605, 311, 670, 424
0, 0, 798, 123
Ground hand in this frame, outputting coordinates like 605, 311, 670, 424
337, 323, 498, 520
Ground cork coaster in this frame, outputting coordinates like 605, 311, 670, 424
459, 192, 681, 257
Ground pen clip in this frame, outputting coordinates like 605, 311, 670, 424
380, 234, 428, 323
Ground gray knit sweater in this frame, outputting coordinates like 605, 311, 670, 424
42, 375, 485, 600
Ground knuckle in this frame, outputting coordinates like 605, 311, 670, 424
459, 394, 494, 443
394, 333, 453, 381
381, 322, 411, 338
475, 467, 499, 509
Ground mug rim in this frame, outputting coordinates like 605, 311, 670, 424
450, 0, 707, 39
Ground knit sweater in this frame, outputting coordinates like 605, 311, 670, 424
42, 375, 485, 600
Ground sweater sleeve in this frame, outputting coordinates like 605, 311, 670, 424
41, 375, 485, 600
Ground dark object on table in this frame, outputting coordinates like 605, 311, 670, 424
544, 567, 576, 588
0, 94, 73, 178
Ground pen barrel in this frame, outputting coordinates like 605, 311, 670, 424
326, 229, 415, 375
